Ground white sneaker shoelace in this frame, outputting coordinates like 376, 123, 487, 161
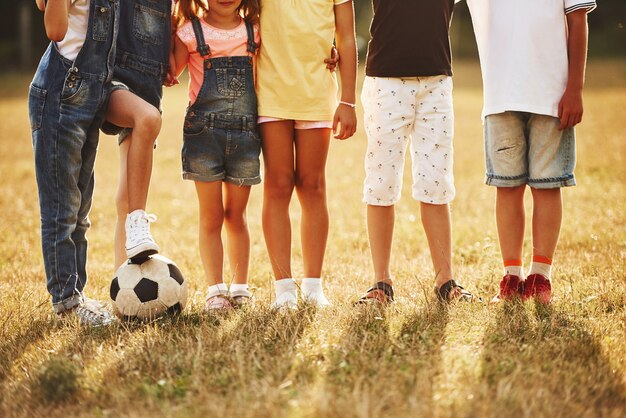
126, 211, 157, 249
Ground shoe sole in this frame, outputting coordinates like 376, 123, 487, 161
126, 243, 159, 261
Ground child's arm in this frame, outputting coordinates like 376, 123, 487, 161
39, 0, 71, 42
173, 35, 190, 78
333, 1, 357, 140
559, 9, 589, 130
164, 15, 180, 87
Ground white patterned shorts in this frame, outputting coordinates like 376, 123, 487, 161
362, 75, 455, 206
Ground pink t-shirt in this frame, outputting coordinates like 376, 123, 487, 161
177, 18, 260, 104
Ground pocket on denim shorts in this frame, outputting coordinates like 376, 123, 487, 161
133, 2, 167, 45
28, 84, 47, 132
183, 114, 208, 137
216, 68, 247, 97
92, 3, 112, 42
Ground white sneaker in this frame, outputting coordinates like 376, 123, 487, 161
125, 209, 159, 259
271, 290, 298, 311
58, 298, 116, 327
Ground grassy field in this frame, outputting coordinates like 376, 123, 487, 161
0, 61, 625, 418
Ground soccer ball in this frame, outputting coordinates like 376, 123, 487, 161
110, 254, 188, 320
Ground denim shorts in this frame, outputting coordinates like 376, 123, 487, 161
101, 68, 164, 144
182, 112, 261, 186
484, 111, 576, 189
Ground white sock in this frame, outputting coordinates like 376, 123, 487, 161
273, 278, 297, 308
301, 278, 331, 307
529, 262, 552, 281
229, 283, 249, 293
504, 265, 524, 278
207, 283, 228, 298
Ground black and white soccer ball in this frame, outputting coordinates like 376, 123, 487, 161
110, 254, 188, 320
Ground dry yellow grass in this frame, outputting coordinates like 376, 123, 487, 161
0, 61, 624, 418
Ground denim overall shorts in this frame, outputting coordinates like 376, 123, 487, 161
28, 0, 119, 313
101, 0, 171, 142
181, 17, 261, 186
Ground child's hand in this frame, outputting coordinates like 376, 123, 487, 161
324, 46, 340, 72
332, 103, 357, 140
558, 87, 583, 130
164, 52, 179, 87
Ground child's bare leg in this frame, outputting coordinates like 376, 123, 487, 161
367, 204, 394, 284
196, 181, 225, 286
496, 185, 526, 261
106, 89, 161, 212
530, 187, 562, 259
420, 202, 453, 287
114, 139, 130, 269
223, 182, 252, 285
260, 121, 296, 280
294, 128, 331, 278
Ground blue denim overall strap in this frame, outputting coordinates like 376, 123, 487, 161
65, 0, 118, 79
29, 0, 119, 313
190, 17, 258, 58
244, 20, 259, 54
191, 17, 211, 57
187, 16, 257, 116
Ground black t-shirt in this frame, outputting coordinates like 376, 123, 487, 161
365, 0, 455, 78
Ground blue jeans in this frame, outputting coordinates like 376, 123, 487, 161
29, 0, 118, 313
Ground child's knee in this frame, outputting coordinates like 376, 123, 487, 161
265, 172, 295, 199
199, 209, 224, 232
137, 106, 162, 137
295, 173, 325, 197
224, 207, 247, 229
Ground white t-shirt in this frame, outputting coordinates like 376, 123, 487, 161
464, 0, 596, 119
57, 0, 90, 61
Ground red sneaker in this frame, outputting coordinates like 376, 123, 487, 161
523, 274, 552, 304
491, 274, 524, 304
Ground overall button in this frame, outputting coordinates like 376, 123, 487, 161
100, 7, 106, 13
189, 111, 195, 117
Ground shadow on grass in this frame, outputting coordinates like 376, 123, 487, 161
320, 302, 449, 417
74, 305, 317, 417
467, 301, 626, 417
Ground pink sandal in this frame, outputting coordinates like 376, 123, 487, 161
204, 293, 233, 311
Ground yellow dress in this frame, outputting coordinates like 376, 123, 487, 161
257, 0, 347, 121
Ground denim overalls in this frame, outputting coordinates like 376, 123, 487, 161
182, 18, 261, 185
101, 0, 171, 140
28, 0, 119, 313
